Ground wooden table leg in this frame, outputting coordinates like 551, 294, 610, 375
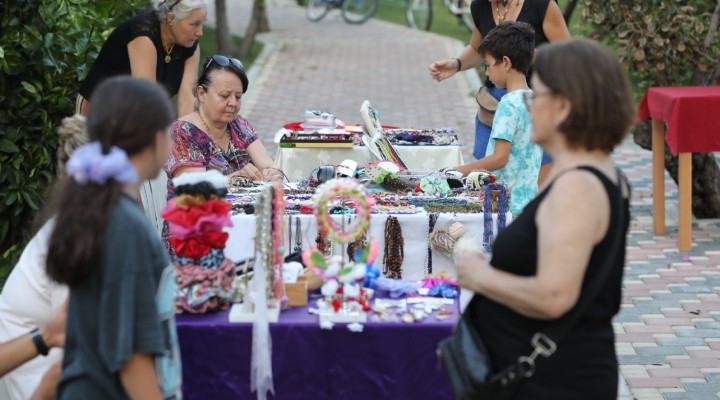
678, 152, 692, 251
652, 120, 666, 235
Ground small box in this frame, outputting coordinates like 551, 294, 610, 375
285, 281, 308, 307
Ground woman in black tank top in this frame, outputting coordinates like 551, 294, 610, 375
454, 39, 636, 398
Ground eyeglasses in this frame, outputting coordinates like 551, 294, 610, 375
198, 55, 245, 87
523, 91, 554, 110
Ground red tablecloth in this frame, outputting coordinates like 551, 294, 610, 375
637, 86, 720, 155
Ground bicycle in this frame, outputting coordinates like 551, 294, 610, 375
406, 0, 474, 32
306, 0, 379, 24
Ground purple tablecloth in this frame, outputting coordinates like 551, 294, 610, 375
175, 297, 458, 399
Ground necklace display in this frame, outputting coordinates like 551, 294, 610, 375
383, 216, 404, 280
198, 111, 229, 153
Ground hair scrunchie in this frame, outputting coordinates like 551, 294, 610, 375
65, 142, 138, 184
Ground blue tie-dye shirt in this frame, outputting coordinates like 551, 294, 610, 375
485, 90, 543, 216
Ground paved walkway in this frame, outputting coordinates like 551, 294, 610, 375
212, 2, 720, 399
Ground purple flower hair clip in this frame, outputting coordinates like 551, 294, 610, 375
65, 142, 138, 185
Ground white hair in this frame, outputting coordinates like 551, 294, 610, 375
154, 0, 207, 21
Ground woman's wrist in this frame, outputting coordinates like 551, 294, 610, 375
451, 57, 462, 72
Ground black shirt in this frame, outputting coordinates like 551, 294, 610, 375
472, 166, 629, 399
79, 11, 198, 100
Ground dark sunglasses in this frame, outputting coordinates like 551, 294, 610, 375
198, 55, 245, 85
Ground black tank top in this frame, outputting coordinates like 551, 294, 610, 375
471, 0, 552, 88
79, 11, 198, 100
471, 166, 630, 399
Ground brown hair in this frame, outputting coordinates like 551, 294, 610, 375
46, 77, 173, 285
478, 21, 535, 75
534, 38, 635, 153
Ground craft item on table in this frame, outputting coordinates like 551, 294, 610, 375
346, 216, 368, 262
373, 277, 422, 299
229, 175, 258, 188
162, 170, 236, 314
313, 178, 373, 244
482, 182, 509, 249
430, 219, 485, 262
419, 172, 451, 198
303, 109, 341, 131
384, 128, 459, 146
359, 100, 408, 169
382, 216, 404, 279
287, 215, 303, 253
463, 170, 498, 191
365, 161, 416, 194
336, 159, 358, 178
426, 213, 438, 275
279, 131, 354, 149
423, 202, 483, 213
301, 239, 378, 324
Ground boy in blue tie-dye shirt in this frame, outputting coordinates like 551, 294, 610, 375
451, 22, 543, 216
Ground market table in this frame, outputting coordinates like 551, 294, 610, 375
175, 299, 457, 400
637, 86, 720, 251
275, 145, 465, 181
224, 211, 511, 281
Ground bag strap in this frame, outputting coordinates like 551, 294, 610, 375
517, 166, 628, 377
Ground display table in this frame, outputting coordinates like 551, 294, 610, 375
275, 145, 464, 181
175, 299, 457, 400
637, 86, 720, 251
225, 212, 511, 281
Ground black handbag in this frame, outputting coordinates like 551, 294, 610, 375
438, 168, 627, 400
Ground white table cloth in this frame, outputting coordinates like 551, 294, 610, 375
274, 145, 465, 181
224, 211, 511, 281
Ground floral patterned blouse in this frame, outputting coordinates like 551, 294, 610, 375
164, 115, 259, 200
161, 115, 259, 255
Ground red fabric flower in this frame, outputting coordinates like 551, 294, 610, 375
170, 237, 211, 259
163, 200, 231, 227
331, 298, 342, 312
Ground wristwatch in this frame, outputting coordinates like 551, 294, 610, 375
30, 327, 50, 356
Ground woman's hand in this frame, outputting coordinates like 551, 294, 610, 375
261, 167, 284, 183
428, 59, 460, 82
232, 163, 263, 181
456, 251, 491, 293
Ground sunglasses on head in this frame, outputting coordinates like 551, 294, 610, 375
167, 0, 181, 10
199, 55, 244, 82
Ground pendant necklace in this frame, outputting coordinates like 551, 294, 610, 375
161, 24, 175, 63
198, 111, 229, 153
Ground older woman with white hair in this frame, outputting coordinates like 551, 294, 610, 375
76, 0, 208, 116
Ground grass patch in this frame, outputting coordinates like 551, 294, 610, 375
374, 0, 588, 42
198, 26, 264, 68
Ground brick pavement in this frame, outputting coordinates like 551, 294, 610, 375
215, 2, 720, 399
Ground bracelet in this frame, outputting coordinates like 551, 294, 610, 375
451, 57, 462, 72
30, 327, 49, 356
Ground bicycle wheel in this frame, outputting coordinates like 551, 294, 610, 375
307, 0, 331, 22
406, 0, 432, 31
341, 0, 378, 24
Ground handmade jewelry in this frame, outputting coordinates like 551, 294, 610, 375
294, 217, 302, 253
423, 202, 482, 214
382, 216, 404, 279
425, 213, 438, 275
313, 178, 371, 244
482, 183, 509, 250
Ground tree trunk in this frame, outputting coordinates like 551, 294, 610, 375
215, 0, 234, 55
633, 122, 720, 218
239, 0, 270, 57
562, 0, 580, 24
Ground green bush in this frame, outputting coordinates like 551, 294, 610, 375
582, 0, 719, 94
0, 1, 146, 283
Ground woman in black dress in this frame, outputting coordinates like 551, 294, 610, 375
77, 0, 207, 117
456, 38, 635, 399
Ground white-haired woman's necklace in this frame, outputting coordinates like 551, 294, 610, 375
160, 23, 175, 63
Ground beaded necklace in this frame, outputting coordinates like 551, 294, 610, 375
382, 216, 404, 279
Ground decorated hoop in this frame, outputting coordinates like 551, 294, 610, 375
313, 178, 372, 244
